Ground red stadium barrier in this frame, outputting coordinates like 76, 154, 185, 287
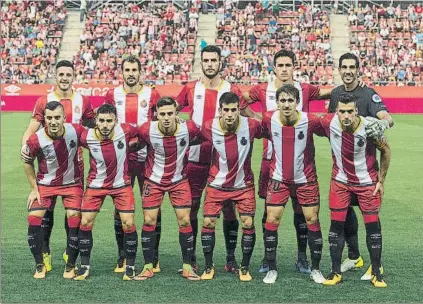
1, 84, 423, 113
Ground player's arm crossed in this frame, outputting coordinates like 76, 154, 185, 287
373, 137, 391, 196
241, 90, 262, 120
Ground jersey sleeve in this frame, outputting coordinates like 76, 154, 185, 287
308, 113, 326, 137
25, 134, 41, 160
72, 123, 86, 138
200, 120, 212, 142
186, 120, 201, 142
328, 87, 339, 113
248, 84, 262, 104
123, 123, 138, 139
31, 96, 47, 123
367, 89, 389, 117
251, 118, 264, 139
137, 122, 150, 147
260, 112, 272, 139
231, 84, 248, 110
79, 129, 88, 148
149, 89, 161, 120
308, 83, 320, 100
82, 96, 95, 120
319, 113, 334, 137
175, 84, 189, 108
103, 89, 116, 105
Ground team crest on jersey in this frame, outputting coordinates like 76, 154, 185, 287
240, 137, 247, 146
117, 141, 124, 149
140, 100, 147, 108
74, 106, 80, 114
69, 140, 76, 148
298, 131, 304, 140
180, 138, 186, 146
357, 138, 365, 147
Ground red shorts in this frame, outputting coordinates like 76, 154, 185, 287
82, 186, 135, 213
142, 179, 192, 209
30, 184, 83, 212
266, 179, 320, 207
329, 180, 381, 214
203, 186, 256, 217
258, 158, 271, 199
187, 162, 209, 199
129, 160, 145, 194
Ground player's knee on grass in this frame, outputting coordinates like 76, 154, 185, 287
143, 209, 159, 226
239, 216, 254, 229
301, 206, 319, 225
66, 209, 80, 218
119, 213, 135, 230
80, 213, 96, 227
175, 209, 191, 228
203, 217, 217, 229
266, 206, 284, 225
29, 209, 47, 219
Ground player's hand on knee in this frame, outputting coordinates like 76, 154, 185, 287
373, 182, 384, 196
27, 188, 40, 210
21, 144, 33, 163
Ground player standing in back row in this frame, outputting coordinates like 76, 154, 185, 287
104, 56, 161, 273
328, 53, 394, 280
176, 45, 248, 272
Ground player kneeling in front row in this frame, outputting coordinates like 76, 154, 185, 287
198, 92, 264, 282
321, 93, 391, 288
132, 97, 200, 281
74, 104, 139, 281
261, 84, 325, 284
23, 101, 85, 279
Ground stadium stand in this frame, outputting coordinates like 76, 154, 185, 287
1, 0, 67, 84
215, 1, 334, 85
73, 2, 196, 85
348, 2, 423, 86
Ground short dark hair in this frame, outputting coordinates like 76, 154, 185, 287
219, 92, 239, 108
56, 60, 74, 71
45, 101, 64, 113
339, 53, 360, 69
201, 45, 221, 60
274, 49, 296, 66
121, 55, 142, 71
276, 84, 300, 103
97, 103, 117, 116
336, 92, 357, 106
156, 96, 177, 109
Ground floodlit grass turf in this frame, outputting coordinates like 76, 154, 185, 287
1, 113, 423, 303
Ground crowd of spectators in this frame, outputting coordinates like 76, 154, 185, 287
1, 0, 66, 84
349, 2, 423, 86
215, 1, 334, 85
73, 2, 197, 85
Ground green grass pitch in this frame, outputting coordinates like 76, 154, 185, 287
1, 113, 423, 303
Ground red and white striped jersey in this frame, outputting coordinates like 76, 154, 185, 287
248, 81, 320, 160
138, 120, 200, 186
26, 123, 85, 186
176, 80, 247, 164
201, 116, 263, 189
262, 111, 324, 184
32, 91, 95, 125
80, 124, 137, 189
321, 114, 381, 185
104, 85, 161, 162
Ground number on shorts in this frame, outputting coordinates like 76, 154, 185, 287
272, 180, 281, 192
143, 183, 151, 197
